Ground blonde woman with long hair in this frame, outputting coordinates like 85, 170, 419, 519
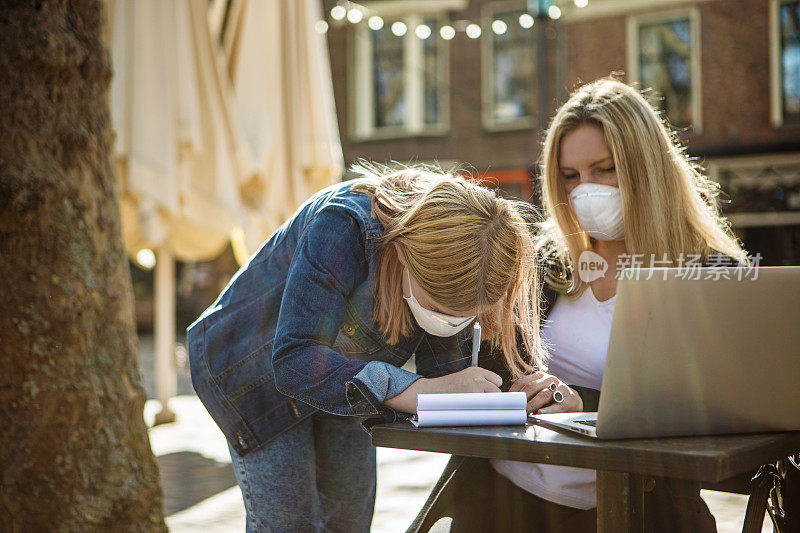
413, 78, 746, 533
188, 163, 543, 532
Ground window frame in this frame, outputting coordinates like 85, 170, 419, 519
707, 152, 800, 226
770, 0, 800, 127
626, 7, 703, 133
481, 0, 538, 132
348, 14, 450, 141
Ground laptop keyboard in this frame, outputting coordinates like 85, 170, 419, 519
575, 419, 597, 427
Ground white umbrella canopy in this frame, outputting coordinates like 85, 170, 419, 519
109, 0, 250, 424
215, 0, 344, 260
107, 0, 344, 421
109, 0, 246, 263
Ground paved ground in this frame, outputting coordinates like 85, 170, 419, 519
139, 334, 772, 532
145, 396, 451, 532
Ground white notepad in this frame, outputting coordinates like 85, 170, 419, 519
412, 392, 527, 427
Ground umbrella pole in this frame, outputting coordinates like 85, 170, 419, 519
153, 246, 177, 425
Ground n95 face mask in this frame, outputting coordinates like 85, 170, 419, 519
403, 269, 475, 337
569, 183, 625, 241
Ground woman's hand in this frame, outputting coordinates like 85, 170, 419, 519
424, 366, 503, 394
509, 370, 583, 414
383, 367, 502, 413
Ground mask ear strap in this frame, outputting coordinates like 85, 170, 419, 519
404, 268, 414, 300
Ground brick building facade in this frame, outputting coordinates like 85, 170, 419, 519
322, 0, 800, 264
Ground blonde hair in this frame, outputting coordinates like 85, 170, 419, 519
539, 77, 747, 293
351, 162, 544, 378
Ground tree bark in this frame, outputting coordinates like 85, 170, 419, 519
0, 1, 167, 531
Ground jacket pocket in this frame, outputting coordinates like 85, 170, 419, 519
214, 339, 275, 395
203, 294, 278, 378
216, 338, 280, 425
336, 310, 384, 358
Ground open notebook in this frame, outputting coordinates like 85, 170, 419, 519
412, 392, 527, 427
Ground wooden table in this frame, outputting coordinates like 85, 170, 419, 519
372, 421, 800, 532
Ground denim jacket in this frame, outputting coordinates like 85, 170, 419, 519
188, 179, 475, 456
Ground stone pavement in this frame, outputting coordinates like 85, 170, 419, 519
145, 395, 451, 532
139, 335, 772, 532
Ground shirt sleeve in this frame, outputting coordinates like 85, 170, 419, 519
271, 206, 409, 419
351, 361, 422, 402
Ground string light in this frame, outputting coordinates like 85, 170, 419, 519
519, 13, 534, 29
136, 249, 156, 270
346, 8, 363, 23
326, 1, 576, 40
415, 24, 432, 39
491, 20, 507, 35
330, 5, 346, 20
368, 15, 384, 30
391, 21, 408, 37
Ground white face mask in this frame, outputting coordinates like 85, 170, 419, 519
569, 183, 625, 241
403, 269, 476, 337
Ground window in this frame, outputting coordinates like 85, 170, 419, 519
483, 3, 537, 130
351, 16, 448, 139
372, 25, 406, 129
772, 0, 800, 125
628, 10, 701, 132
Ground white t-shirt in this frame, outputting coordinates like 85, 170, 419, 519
490, 287, 615, 510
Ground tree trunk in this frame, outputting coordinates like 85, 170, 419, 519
0, 1, 167, 531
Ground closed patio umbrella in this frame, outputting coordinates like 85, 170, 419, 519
109, 0, 247, 423
213, 0, 344, 260
109, 0, 343, 422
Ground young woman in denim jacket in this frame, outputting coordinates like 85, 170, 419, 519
187, 164, 546, 532
410, 79, 749, 533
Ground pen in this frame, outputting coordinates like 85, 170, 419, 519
471, 322, 481, 367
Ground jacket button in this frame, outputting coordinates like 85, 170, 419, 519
289, 401, 303, 419
343, 324, 355, 335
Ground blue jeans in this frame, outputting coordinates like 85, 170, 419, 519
228, 411, 376, 532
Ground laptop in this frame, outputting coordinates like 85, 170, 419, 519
531, 266, 800, 439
